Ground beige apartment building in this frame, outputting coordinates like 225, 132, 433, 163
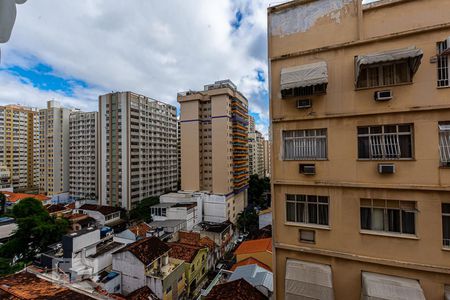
178, 80, 249, 223
263, 139, 271, 178
39, 100, 70, 196
98, 92, 178, 210
269, 0, 450, 299
69, 111, 98, 200
249, 115, 266, 178
0, 105, 39, 191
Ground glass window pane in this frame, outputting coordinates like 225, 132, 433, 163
387, 209, 401, 232
358, 127, 369, 135
372, 208, 384, 231
286, 194, 295, 201
297, 202, 305, 223
308, 203, 318, 224
307, 195, 318, 203
401, 211, 415, 234
443, 215, 450, 247
399, 135, 412, 158
358, 68, 368, 88
383, 64, 395, 85
368, 67, 379, 87
395, 62, 409, 83
358, 136, 370, 159
286, 202, 296, 222
360, 207, 371, 230
318, 204, 328, 225
443, 203, 450, 214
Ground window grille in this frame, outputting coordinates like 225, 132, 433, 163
437, 40, 449, 87
439, 123, 450, 166
283, 129, 327, 160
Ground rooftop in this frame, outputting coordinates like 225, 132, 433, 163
1, 192, 49, 203
148, 219, 186, 228
45, 203, 70, 214
0, 272, 94, 299
231, 257, 272, 272
179, 231, 215, 250
200, 221, 232, 233
205, 278, 267, 300
172, 202, 197, 209
168, 242, 203, 263
126, 286, 158, 300
89, 241, 124, 258
235, 238, 272, 256
114, 237, 170, 265
229, 264, 273, 293
129, 222, 152, 238
78, 204, 122, 215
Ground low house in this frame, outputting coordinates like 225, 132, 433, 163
258, 208, 272, 230
1, 191, 50, 207
178, 231, 218, 271
65, 213, 97, 232
229, 264, 273, 298
41, 227, 124, 281
205, 278, 267, 300
168, 242, 209, 298
75, 204, 125, 230
150, 202, 200, 231
0, 271, 95, 299
148, 219, 187, 241
230, 257, 272, 272
234, 238, 273, 270
114, 222, 154, 244
45, 203, 72, 217
112, 237, 186, 300
198, 221, 234, 257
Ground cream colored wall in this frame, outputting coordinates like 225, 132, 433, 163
180, 101, 200, 192
211, 94, 232, 195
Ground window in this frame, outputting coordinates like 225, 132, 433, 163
286, 194, 329, 226
357, 124, 413, 159
283, 129, 327, 160
443, 204, 450, 248
360, 199, 416, 235
299, 229, 315, 243
439, 123, 450, 166
437, 40, 449, 87
281, 83, 327, 98
357, 61, 410, 88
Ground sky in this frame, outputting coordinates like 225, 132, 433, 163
0, 0, 279, 137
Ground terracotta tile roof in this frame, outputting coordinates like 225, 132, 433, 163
79, 204, 122, 215
65, 203, 76, 209
178, 231, 215, 251
205, 278, 267, 300
230, 257, 272, 272
0, 272, 94, 299
115, 237, 170, 265
129, 223, 152, 238
126, 286, 158, 300
1, 192, 49, 203
65, 213, 88, 221
168, 242, 203, 263
234, 238, 272, 256
44, 204, 69, 214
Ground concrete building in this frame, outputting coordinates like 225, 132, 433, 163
263, 139, 271, 178
248, 116, 265, 178
150, 202, 200, 231
0, 105, 39, 191
69, 111, 98, 201
98, 92, 178, 210
39, 100, 71, 196
178, 80, 249, 223
268, 0, 450, 299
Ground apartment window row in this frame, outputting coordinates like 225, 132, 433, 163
283, 123, 449, 164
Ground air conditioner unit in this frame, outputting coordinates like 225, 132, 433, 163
300, 164, 316, 175
374, 90, 393, 101
296, 99, 312, 109
378, 163, 395, 174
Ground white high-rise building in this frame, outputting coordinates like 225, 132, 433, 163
69, 111, 98, 200
39, 100, 71, 196
0, 105, 39, 191
99, 92, 178, 210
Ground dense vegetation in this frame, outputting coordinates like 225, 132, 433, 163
129, 196, 159, 222
0, 198, 68, 276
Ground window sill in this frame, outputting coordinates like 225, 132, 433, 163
354, 82, 413, 91
356, 158, 415, 162
437, 86, 450, 90
285, 222, 331, 230
283, 159, 329, 162
441, 247, 450, 252
360, 230, 418, 240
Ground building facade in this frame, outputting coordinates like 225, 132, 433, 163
69, 111, 98, 200
263, 139, 271, 178
269, 0, 450, 299
248, 116, 266, 178
178, 80, 249, 223
99, 92, 178, 210
39, 100, 71, 196
0, 105, 39, 191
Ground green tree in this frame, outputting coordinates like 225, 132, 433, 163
0, 198, 69, 262
129, 196, 159, 222
236, 208, 259, 234
248, 175, 271, 209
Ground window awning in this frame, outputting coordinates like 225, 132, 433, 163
285, 259, 334, 300
280, 61, 328, 91
355, 46, 423, 84
361, 272, 426, 300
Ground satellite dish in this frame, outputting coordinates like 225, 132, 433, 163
0, 0, 27, 43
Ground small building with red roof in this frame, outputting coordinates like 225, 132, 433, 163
234, 238, 273, 270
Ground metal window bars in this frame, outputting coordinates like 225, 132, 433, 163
283, 129, 327, 160
437, 40, 449, 87
439, 124, 450, 165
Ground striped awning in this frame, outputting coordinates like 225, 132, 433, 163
361, 272, 425, 300
355, 46, 423, 84
281, 61, 328, 91
285, 259, 334, 300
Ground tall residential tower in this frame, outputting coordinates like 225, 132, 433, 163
99, 92, 178, 210
178, 80, 249, 222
